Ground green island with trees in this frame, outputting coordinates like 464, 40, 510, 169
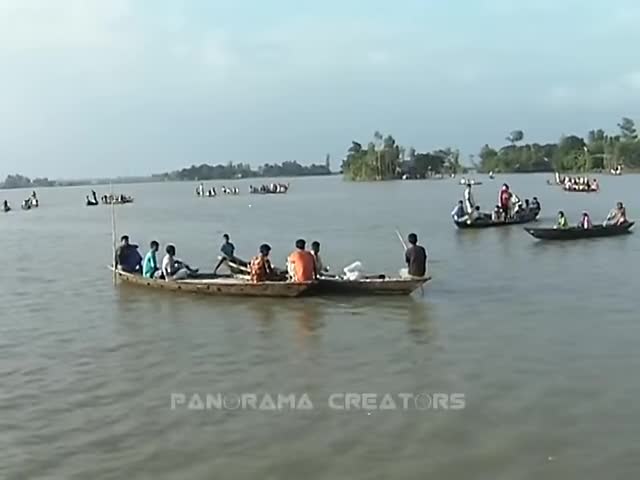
341, 118, 640, 181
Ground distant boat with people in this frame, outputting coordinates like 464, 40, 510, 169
249, 183, 290, 194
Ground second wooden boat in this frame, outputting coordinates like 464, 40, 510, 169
524, 222, 634, 240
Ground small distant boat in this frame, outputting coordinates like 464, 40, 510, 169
488, 171, 495, 179
454, 210, 540, 229
524, 222, 634, 240
459, 178, 483, 186
562, 184, 599, 193
610, 165, 623, 176
101, 196, 134, 205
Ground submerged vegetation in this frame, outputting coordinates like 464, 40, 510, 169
342, 117, 640, 180
477, 118, 640, 173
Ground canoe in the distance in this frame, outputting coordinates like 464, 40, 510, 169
524, 222, 634, 240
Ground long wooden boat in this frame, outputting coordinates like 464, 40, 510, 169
454, 210, 540, 229
226, 259, 429, 296
524, 222, 634, 240
112, 269, 312, 297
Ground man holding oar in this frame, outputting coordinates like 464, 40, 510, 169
401, 232, 427, 279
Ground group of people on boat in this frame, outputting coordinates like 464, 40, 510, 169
97, 193, 133, 205
555, 173, 599, 192
249, 183, 289, 194
115, 235, 199, 281
116, 230, 428, 285
452, 183, 540, 224
196, 184, 240, 197
555, 202, 629, 229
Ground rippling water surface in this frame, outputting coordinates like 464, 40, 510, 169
2, 174, 640, 479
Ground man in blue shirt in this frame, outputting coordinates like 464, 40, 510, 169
143, 240, 161, 278
115, 235, 142, 274
213, 233, 236, 275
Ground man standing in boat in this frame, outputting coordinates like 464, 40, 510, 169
404, 233, 427, 278
463, 182, 475, 215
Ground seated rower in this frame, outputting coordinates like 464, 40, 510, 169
608, 202, 628, 225
531, 197, 541, 213
311, 241, 329, 276
579, 211, 592, 229
492, 205, 503, 222
468, 205, 484, 223
213, 233, 236, 274
404, 233, 427, 278
287, 239, 317, 282
115, 235, 143, 273
556, 211, 568, 229
162, 244, 198, 281
250, 244, 274, 282
451, 200, 467, 222
143, 240, 162, 279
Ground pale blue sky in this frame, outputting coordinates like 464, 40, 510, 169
1, 0, 639, 178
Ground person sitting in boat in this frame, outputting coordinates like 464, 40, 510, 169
579, 211, 592, 229
143, 241, 162, 279
524, 199, 530, 212
404, 233, 427, 278
556, 211, 569, 229
30, 191, 39, 207
196, 183, 205, 196
250, 243, 274, 282
311, 241, 329, 276
451, 200, 467, 222
287, 239, 317, 282
213, 234, 236, 275
492, 205, 504, 222
162, 244, 198, 281
115, 235, 143, 274
2, 200, 10, 212
530, 197, 541, 214
463, 183, 475, 214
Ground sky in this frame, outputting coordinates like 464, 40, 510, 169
1, 0, 640, 178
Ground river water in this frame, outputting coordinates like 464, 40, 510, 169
2, 174, 639, 479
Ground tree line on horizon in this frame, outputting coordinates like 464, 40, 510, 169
341, 118, 640, 181
154, 160, 332, 181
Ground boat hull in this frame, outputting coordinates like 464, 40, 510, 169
314, 276, 430, 296
113, 269, 312, 297
454, 211, 539, 229
227, 260, 429, 296
524, 222, 634, 240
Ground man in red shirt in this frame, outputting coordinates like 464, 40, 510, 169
287, 239, 317, 282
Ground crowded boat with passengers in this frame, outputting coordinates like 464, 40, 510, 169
112, 232, 430, 297
452, 182, 541, 228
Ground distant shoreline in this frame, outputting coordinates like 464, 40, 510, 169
0, 172, 341, 191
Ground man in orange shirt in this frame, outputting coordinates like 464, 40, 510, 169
287, 239, 317, 282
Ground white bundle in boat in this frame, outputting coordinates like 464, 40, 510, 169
343, 261, 363, 280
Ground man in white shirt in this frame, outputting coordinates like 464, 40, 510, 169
162, 244, 198, 281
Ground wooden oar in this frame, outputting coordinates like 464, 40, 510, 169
110, 182, 117, 284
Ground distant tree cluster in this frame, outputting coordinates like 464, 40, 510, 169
155, 161, 331, 181
1, 174, 55, 189
477, 118, 640, 173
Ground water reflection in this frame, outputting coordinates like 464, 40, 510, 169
405, 301, 436, 345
